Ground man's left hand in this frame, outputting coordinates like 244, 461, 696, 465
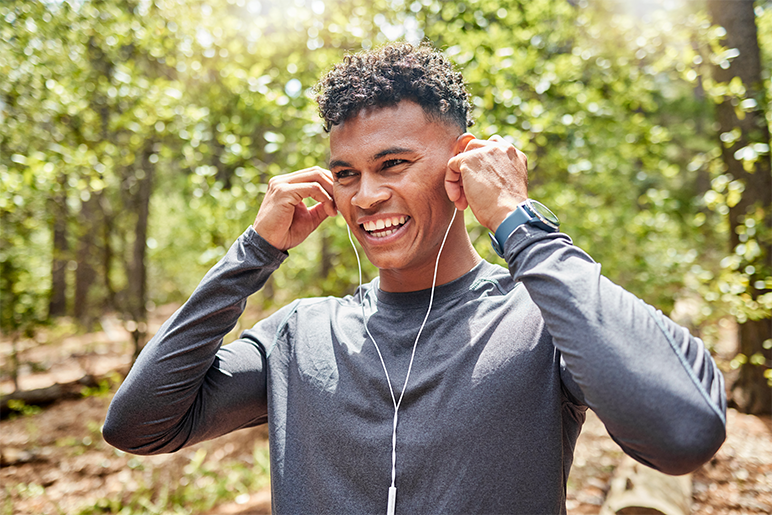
446, 135, 529, 232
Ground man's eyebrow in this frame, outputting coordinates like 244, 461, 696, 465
329, 147, 415, 170
329, 159, 353, 170
372, 147, 414, 161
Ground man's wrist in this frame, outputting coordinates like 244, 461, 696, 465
489, 198, 528, 234
489, 200, 559, 258
246, 226, 290, 260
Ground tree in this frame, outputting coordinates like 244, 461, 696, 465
48, 171, 68, 317
706, 0, 772, 414
3, 0, 770, 407
407, 0, 722, 310
1, 1, 67, 369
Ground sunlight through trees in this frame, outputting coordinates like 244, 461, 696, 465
1, 0, 770, 413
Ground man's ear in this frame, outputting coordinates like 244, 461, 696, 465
453, 133, 476, 155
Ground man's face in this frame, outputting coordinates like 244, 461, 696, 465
330, 101, 464, 277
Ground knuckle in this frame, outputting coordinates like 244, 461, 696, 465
268, 179, 291, 195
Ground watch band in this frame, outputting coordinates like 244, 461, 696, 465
489, 200, 559, 257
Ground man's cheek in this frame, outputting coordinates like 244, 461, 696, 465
331, 187, 342, 207
332, 191, 352, 221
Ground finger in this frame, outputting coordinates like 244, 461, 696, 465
302, 168, 335, 203
273, 166, 334, 191
452, 189, 468, 211
300, 183, 337, 218
445, 157, 462, 200
263, 182, 334, 223
310, 167, 334, 197
285, 182, 335, 211
307, 201, 333, 227
444, 160, 468, 210
460, 138, 491, 151
270, 166, 333, 189
515, 147, 528, 166
320, 194, 337, 217
445, 178, 463, 203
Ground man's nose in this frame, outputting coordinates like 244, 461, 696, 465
352, 174, 389, 209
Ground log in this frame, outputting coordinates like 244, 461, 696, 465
0, 374, 99, 417
599, 456, 692, 515
0, 447, 48, 467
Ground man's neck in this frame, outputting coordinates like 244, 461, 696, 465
377, 231, 482, 293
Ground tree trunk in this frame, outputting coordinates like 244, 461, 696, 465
321, 230, 333, 280
98, 191, 116, 311
74, 193, 99, 328
706, 0, 772, 415
127, 148, 154, 358
48, 173, 69, 317
10, 334, 19, 393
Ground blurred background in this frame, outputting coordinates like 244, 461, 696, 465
0, 0, 770, 513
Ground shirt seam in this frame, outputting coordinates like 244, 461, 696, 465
469, 277, 518, 296
642, 301, 726, 425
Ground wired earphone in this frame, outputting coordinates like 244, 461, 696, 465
346, 207, 459, 515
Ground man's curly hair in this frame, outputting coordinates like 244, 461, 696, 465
315, 43, 474, 133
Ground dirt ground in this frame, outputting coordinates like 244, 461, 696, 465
1, 311, 771, 514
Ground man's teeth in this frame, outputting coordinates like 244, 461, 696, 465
363, 216, 407, 235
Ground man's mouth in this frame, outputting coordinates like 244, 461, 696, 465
361, 215, 409, 238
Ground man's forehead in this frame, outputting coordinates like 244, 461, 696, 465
330, 102, 415, 131
328, 101, 458, 156
333, 100, 461, 131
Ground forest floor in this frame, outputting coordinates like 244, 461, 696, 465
1, 306, 771, 514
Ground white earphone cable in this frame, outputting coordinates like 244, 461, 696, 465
346, 208, 458, 515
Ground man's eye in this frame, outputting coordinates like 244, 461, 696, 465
383, 159, 406, 169
334, 170, 356, 180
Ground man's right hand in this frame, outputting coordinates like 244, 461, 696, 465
252, 166, 337, 251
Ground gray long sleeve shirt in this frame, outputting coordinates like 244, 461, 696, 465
104, 225, 727, 514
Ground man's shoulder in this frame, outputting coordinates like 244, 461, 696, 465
269, 281, 376, 320
241, 290, 363, 348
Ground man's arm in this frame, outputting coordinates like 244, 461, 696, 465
447, 136, 726, 474
103, 228, 287, 454
504, 226, 726, 474
104, 167, 337, 454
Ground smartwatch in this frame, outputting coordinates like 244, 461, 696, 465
489, 199, 559, 257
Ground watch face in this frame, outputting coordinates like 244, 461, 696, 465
529, 200, 559, 227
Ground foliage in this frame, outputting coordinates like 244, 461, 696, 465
411, 0, 725, 310
682, 2, 772, 338
81, 372, 123, 398
0, 139, 52, 336
77, 444, 270, 515
0, 0, 770, 342
5, 399, 42, 417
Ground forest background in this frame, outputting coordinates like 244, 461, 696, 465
1, 0, 772, 512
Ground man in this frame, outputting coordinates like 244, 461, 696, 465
104, 43, 726, 514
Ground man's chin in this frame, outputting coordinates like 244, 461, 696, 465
361, 249, 411, 274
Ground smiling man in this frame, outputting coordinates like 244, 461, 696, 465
104, 43, 726, 514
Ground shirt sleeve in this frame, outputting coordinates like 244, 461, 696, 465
504, 224, 727, 475
103, 227, 288, 455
